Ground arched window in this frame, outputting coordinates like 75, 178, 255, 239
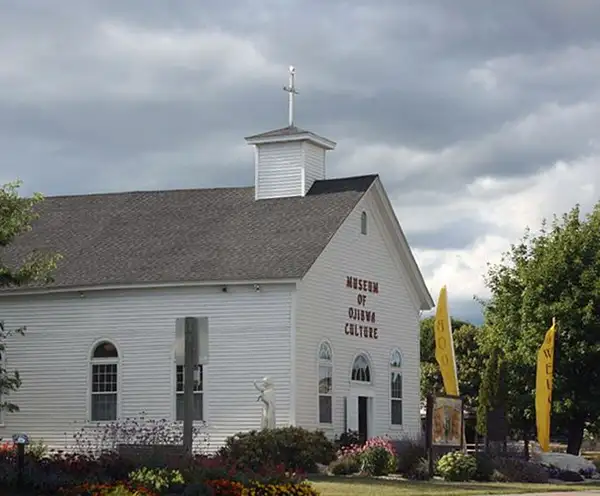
360, 211, 368, 235
90, 340, 119, 421
351, 354, 371, 383
390, 350, 402, 425
318, 342, 333, 424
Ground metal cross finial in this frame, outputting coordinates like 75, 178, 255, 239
283, 65, 298, 127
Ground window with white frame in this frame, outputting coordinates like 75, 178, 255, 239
360, 211, 368, 235
318, 342, 333, 424
90, 341, 119, 421
390, 350, 403, 425
176, 364, 203, 421
351, 354, 371, 382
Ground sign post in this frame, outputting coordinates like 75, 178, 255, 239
425, 395, 434, 477
426, 394, 465, 476
13, 433, 29, 489
183, 317, 198, 455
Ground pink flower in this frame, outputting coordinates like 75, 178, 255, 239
337, 436, 397, 459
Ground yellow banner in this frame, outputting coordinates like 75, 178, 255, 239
536, 321, 556, 452
434, 286, 459, 396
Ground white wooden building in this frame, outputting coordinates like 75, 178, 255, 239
0, 92, 433, 451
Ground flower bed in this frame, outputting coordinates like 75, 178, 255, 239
0, 421, 322, 495
0, 451, 320, 495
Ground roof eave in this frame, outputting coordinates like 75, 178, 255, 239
372, 178, 435, 311
0, 278, 302, 297
245, 132, 337, 151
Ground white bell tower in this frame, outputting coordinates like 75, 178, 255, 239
245, 66, 337, 200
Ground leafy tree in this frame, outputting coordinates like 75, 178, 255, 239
476, 347, 508, 438
0, 180, 60, 412
420, 316, 484, 411
480, 203, 600, 454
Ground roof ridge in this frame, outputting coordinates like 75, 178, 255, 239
313, 173, 379, 182
42, 175, 378, 200
45, 185, 255, 200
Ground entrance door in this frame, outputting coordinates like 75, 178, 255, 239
358, 396, 368, 444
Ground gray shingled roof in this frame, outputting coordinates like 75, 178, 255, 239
244, 125, 310, 139
244, 126, 336, 149
1, 175, 378, 290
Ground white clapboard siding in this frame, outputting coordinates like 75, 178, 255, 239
295, 182, 423, 441
0, 284, 293, 452
302, 142, 326, 193
255, 142, 304, 199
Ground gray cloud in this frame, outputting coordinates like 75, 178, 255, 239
405, 218, 494, 251
2, 0, 600, 321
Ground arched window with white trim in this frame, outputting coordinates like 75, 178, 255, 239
360, 211, 368, 235
390, 349, 402, 425
351, 354, 371, 383
90, 340, 119, 421
318, 342, 333, 424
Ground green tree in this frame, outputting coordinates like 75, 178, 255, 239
420, 316, 484, 411
480, 203, 600, 454
476, 347, 507, 437
0, 180, 60, 412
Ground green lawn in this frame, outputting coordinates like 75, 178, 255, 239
310, 476, 600, 496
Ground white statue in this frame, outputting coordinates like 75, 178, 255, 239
254, 377, 276, 430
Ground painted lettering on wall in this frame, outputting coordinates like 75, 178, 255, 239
344, 276, 380, 339
346, 276, 379, 294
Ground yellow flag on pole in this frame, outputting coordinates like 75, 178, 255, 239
434, 286, 459, 396
536, 319, 557, 452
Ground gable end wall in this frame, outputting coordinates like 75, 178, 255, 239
294, 186, 422, 440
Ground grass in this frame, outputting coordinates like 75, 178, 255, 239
310, 476, 600, 496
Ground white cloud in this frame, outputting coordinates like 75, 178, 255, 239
412, 154, 600, 304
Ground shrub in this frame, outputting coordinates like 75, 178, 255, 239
204, 479, 244, 495
218, 427, 336, 473
436, 452, 477, 482
473, 452, 495, 482
394, 440, 426, 475
128, 467, 184, 492
557, 470, 585, 482
193, 479, 320, 496
334, 430, 362, 451
26, 439, 49, 460
0, 452, 135, 494
178, 482, 213, 495
406, 457, 431, 481
245, 480, 319, 495
491, 469, 509, 482
328, 454, 360, 475
361, 446, 394, 476
60, 482, 156, 496
71, 415, 209, 458
492, 457, 549, 483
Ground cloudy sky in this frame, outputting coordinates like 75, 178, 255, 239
2, 0, 600, 322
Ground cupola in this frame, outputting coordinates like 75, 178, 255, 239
245, 66, 337, 200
